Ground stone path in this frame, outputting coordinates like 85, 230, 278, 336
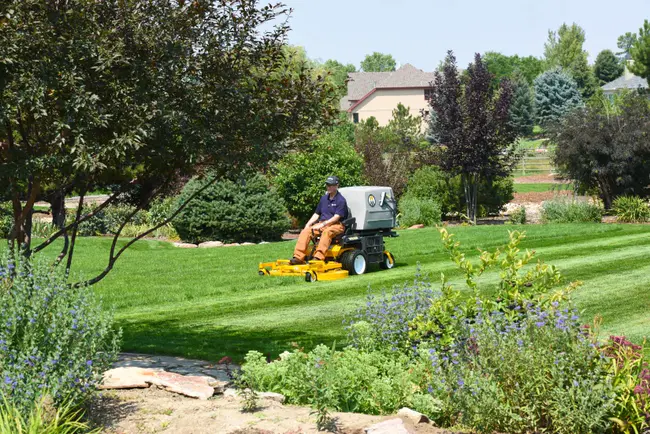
113, 352, 234, 382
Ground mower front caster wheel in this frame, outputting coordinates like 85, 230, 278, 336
305, 272, 317, 283
379, 252, 395, 270
341, 249, 367, 275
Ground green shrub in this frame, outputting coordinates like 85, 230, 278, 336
0, 394, 97, 434
272, 126, 364, 224
0, 254, 121, 415
0, 202, 12, 239
508, 206, 527, 224
398, 195, 442, 227
172, 172, 290, 244
239, 345, 442, 417
613, 196, 650, 223
405, 166, 514, 218
541, 199, 603, 223
427, 305, 614, 433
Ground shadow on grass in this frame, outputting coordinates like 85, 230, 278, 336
120, 318, 345, 364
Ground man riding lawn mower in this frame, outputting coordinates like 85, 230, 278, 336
258, 176, 398, 282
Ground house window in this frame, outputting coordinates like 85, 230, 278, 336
353, 113, 359, 123
424, 89, 434, 100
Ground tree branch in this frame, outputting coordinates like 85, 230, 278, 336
72, 176, 220, 287
65, 189, 86, 274
31, 188, 122, 254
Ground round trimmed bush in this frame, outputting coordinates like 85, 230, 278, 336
398, 194, 442, 227
172, 173, 290, 244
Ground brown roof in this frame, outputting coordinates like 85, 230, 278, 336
341, 64, 435, 110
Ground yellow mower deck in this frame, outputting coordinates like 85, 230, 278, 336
258, 259, 349, 282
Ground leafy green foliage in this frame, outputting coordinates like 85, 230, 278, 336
0, 254, 120, 416
404, 166, 514, 218
483, 51, 545, 86
551, 91, 650, 208
428, 51, 517, 222
541, 200, 603, 223
360, 52, 396, 72
322, 59, 356, 97
629, 20, 650, 86
618, 32, 639, 58
613, 196, 650, 223
0, 394, 98, 434
173, 173, 290, 244
602, 336, 650, 433
0, 0, 336, 263
0, 202, 12, 239
508, 206, 527, 224
544, 23, 597, 98
594, 50, 624, 84
398, 196, 442, 227
239, 346, 442, 417
428, 307, 614, 433
534, 68, 583, 127
509, 74, 535, 137
386, 103, 425, 151
273, 125, 364, 224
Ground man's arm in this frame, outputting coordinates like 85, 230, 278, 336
304, 213, 320, 229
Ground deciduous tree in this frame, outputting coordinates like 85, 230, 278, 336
594, 49, 624, 84
0, 0, 337, 284
427, 51, 517, 223
360, 52, 397, 72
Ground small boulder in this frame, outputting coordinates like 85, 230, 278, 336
174, 242, 198, 248
397, 407, 430, 424
223, 388, 239, 399
148, 371, 215, 400
259, 391, 285, 404
198, 241, 224, 248
241, 242, 255, 246
259, 241, 270, 245
407, 224, 425, 230
364, 418, 412, 434
223, 243, 241, 247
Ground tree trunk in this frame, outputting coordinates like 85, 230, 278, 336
50, 189, 66, 229
462, 173, 479, 224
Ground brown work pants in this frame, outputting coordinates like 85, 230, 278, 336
293, 223, 345, 261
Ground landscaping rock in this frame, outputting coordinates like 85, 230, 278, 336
100, 367, 222, 400
397, 407, 430, 424
241, 242, 255, 246
364, 418, 412, 434
174, 242, 198, 248
259, 392, 285, 403
148, 371, 215, 400
408, 224, 425, 229
223, 388, 239, 399
259, 241, 270, 244
223, 243, 241, 247
100, 367, 156, 389
198, 241, 224, 248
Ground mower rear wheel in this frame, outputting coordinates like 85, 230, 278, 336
379, 252, 395, 270
341, 250, 367, 275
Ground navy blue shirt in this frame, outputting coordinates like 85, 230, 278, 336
315, 192, 347, 222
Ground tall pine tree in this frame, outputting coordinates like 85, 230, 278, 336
594, 50, 624, 84
534, 68, 583, 127
509, 73, 535, 137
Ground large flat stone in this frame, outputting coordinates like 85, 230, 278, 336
148, 371, 215, 400
99, 367, 156, 389
174, 242, 197, 248
365, 418, 412, 434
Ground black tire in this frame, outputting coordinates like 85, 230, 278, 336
305, 272, 317, 283
379, 252, 395, 270
341, 250, 368, 275
258, 270, 266, 276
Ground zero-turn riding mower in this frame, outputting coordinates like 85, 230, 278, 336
258, 186, 398, 282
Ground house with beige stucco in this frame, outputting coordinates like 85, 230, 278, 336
340, 64, 434, 128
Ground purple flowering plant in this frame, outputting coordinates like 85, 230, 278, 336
0, 253, 121, 415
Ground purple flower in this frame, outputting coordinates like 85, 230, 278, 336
4, 375, 11, 384
86, 360, 93, 366
535, 321, 546, 328
457, 378, 465, 387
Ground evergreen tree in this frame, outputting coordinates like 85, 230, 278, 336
509, 74, 535, 137
629, 20, 650, 86
594, 50, 624, 84
534, 68, 583, 127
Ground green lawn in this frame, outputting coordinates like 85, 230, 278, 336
514, 183, 572, 193
31, 224, 650, 362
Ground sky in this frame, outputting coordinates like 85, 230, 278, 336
279, 0, 649, 70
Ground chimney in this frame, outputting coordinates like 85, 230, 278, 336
624, 59, 635, 80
